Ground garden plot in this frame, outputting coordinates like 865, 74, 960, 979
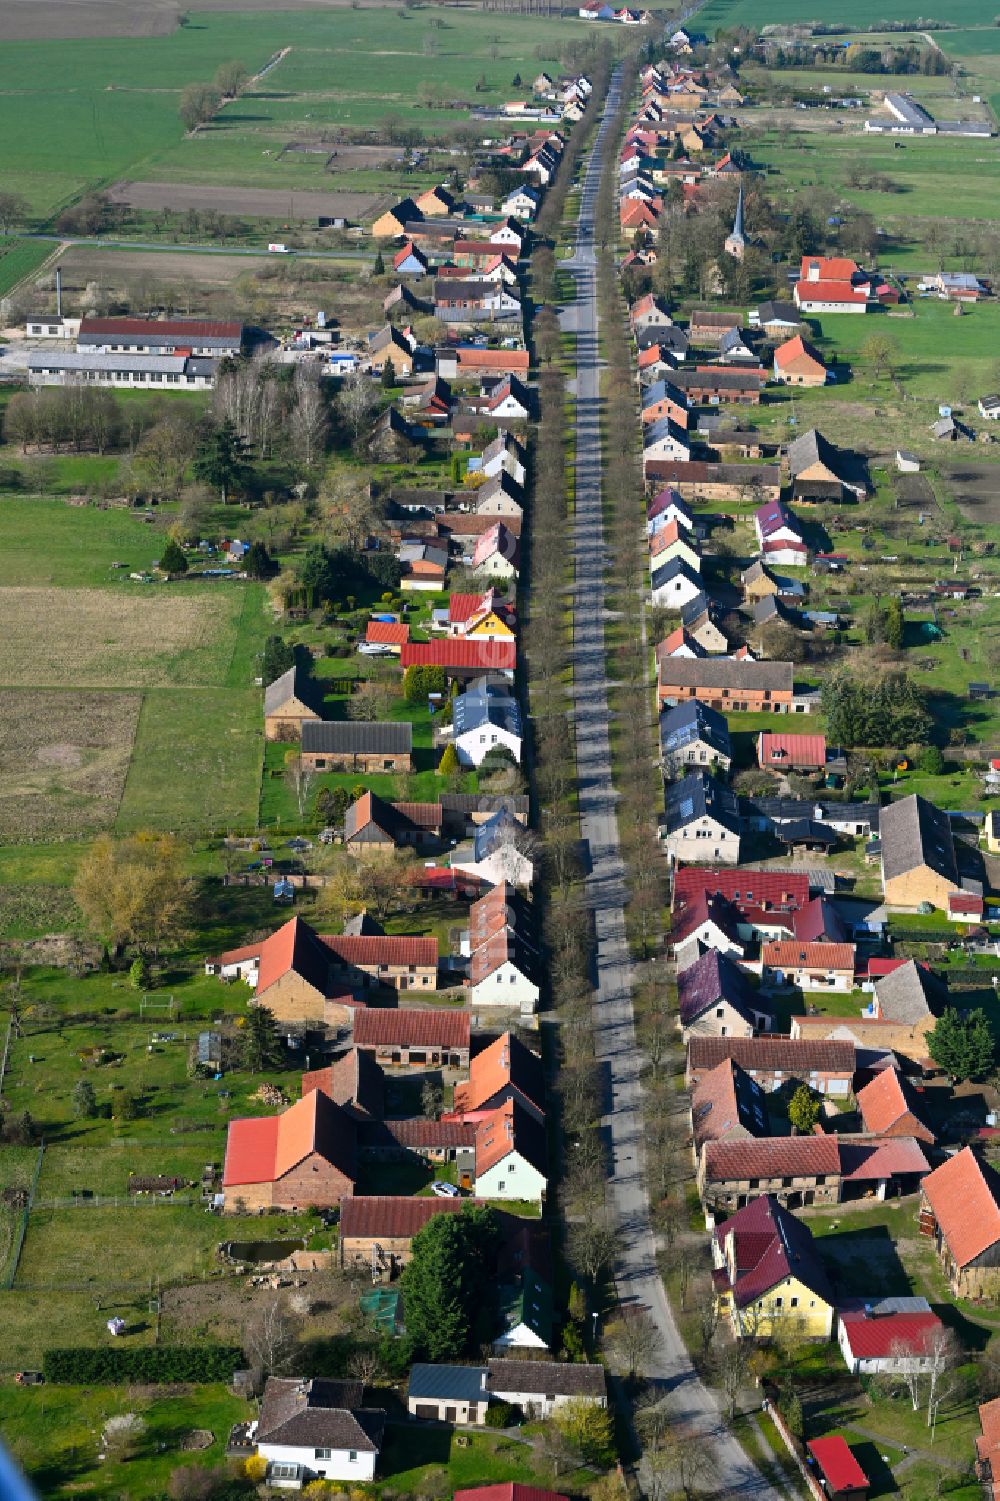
0, 689, 140, 841
941, 461, 1000, 527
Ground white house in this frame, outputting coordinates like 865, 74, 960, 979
650, 557, 703, 610
503, 186, 540, 220
643, 417, 691, 465
25, 317, 81, 339
485, 379, 530, 420
479, 433, 526, 486
649, 528, 701, 575
661, 772, 742, 867
452, 681, 523, 768
475, 1100, 546, 1202
470, 928, 539, 1014
837, 1301, 943, 1377
487, 1359, 607, 1417
471, 522, 520, 580
253, 1377, 384, 1487
451, 809, 534, 889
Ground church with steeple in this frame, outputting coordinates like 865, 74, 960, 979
724, 180, 745, 261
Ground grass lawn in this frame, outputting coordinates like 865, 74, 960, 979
116, 686, 263, 833
0, 1381, 249, 1501
379, 1421, 594, 1493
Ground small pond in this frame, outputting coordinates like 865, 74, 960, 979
220, 1238, 305, 1263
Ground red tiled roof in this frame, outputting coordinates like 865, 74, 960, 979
773, 334, 825, 372
216, 916, 338, 999
454, 1031, 544, 1116
839, 1308, 942, 1360
758, 732, 826, 769
353, 1008, 470, 1049
807, 1437, 869, 1495
672, 867, 808, 914
449, 591, 491, 625
224, 1089, 356, 1187
838, 1135, 930, 1182
400, 639, 516, 671
922, 1147, 1000, 1268
703, 1135, 840, 1182
795, 280, 868, 305
367, 620, 410, 645
475, 1097, 547, 1176
761, 941, 855, 971
856, 1069, 933, 1141
687, 1035, 855, 1076
323, 935, 437, 969
455, 345, 528, 369
456, 1485, 568, 1501
80, 316, 241, 338
800, 256, 860, 281
339, 1195, 483, 1240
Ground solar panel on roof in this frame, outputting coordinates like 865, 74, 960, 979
680, 798, 694, 819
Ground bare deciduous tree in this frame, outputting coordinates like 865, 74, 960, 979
608, 1303, 658, 1381
244, 1296, 297, 1383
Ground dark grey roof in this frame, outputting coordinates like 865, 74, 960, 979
659, 657, 793, 693
874, 959, 944, 1024
441, 793, 529, 815
756, 301, 800, 324
453, 681, 522, 739
487, 1358, 606, 1399
473, 807, 530, 860
741, 796, 880, 831
660, 700, 731, 760
257, 1377, 384, 1451
264, 665, 302, 717
664, 771, 740, 837
651, 557, 701, 592
774, 818, 837, 847
408, 1364, 488, 1402
880, 794, 958, 887
301, 720, 412, 755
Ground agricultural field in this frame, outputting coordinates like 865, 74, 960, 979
41, 241, 383, 332
0, 689, 140, 841
0, 237, 55, 299
0, 498, 269, 840
0, 6, 597, 223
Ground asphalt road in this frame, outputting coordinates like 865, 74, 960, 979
562, 72, 781, 1500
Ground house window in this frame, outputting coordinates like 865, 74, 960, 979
349, 1452, 358, 1464
498, 1181, 505, 1191
316, 1449, 333, 1460
790, 1297, 799, 1309
774, 1297, 783, 1308
272, 1464, 299, 1480
716, 1007, 724, 1017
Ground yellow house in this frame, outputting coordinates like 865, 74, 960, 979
712, 1193, 834, 1339
466, 609, 515, 640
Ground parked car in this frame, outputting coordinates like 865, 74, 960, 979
431, 1181, 460, 1198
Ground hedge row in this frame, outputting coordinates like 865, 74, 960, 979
43, 1345, 243, 1383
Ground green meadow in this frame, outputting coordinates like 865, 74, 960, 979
693, 0, 991, 31
753, 127, 1000, 224
0, 7, 596, 220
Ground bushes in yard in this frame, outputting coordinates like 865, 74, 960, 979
42, 1345, 243, 1384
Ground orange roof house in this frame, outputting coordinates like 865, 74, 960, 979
759, 941, 856, 992
452, 1031, 545, 1123
206, 916, 359, 1027
976, 1399, 1000, 1499
773, 334, 828, 388
474, 1098, 548, 1202
301, 1047, 385, 1120
366, 619, 410, 652
223, 1088, 357, 1211
856, 1068, 934, 1144
921, 1146, 1000, 1297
